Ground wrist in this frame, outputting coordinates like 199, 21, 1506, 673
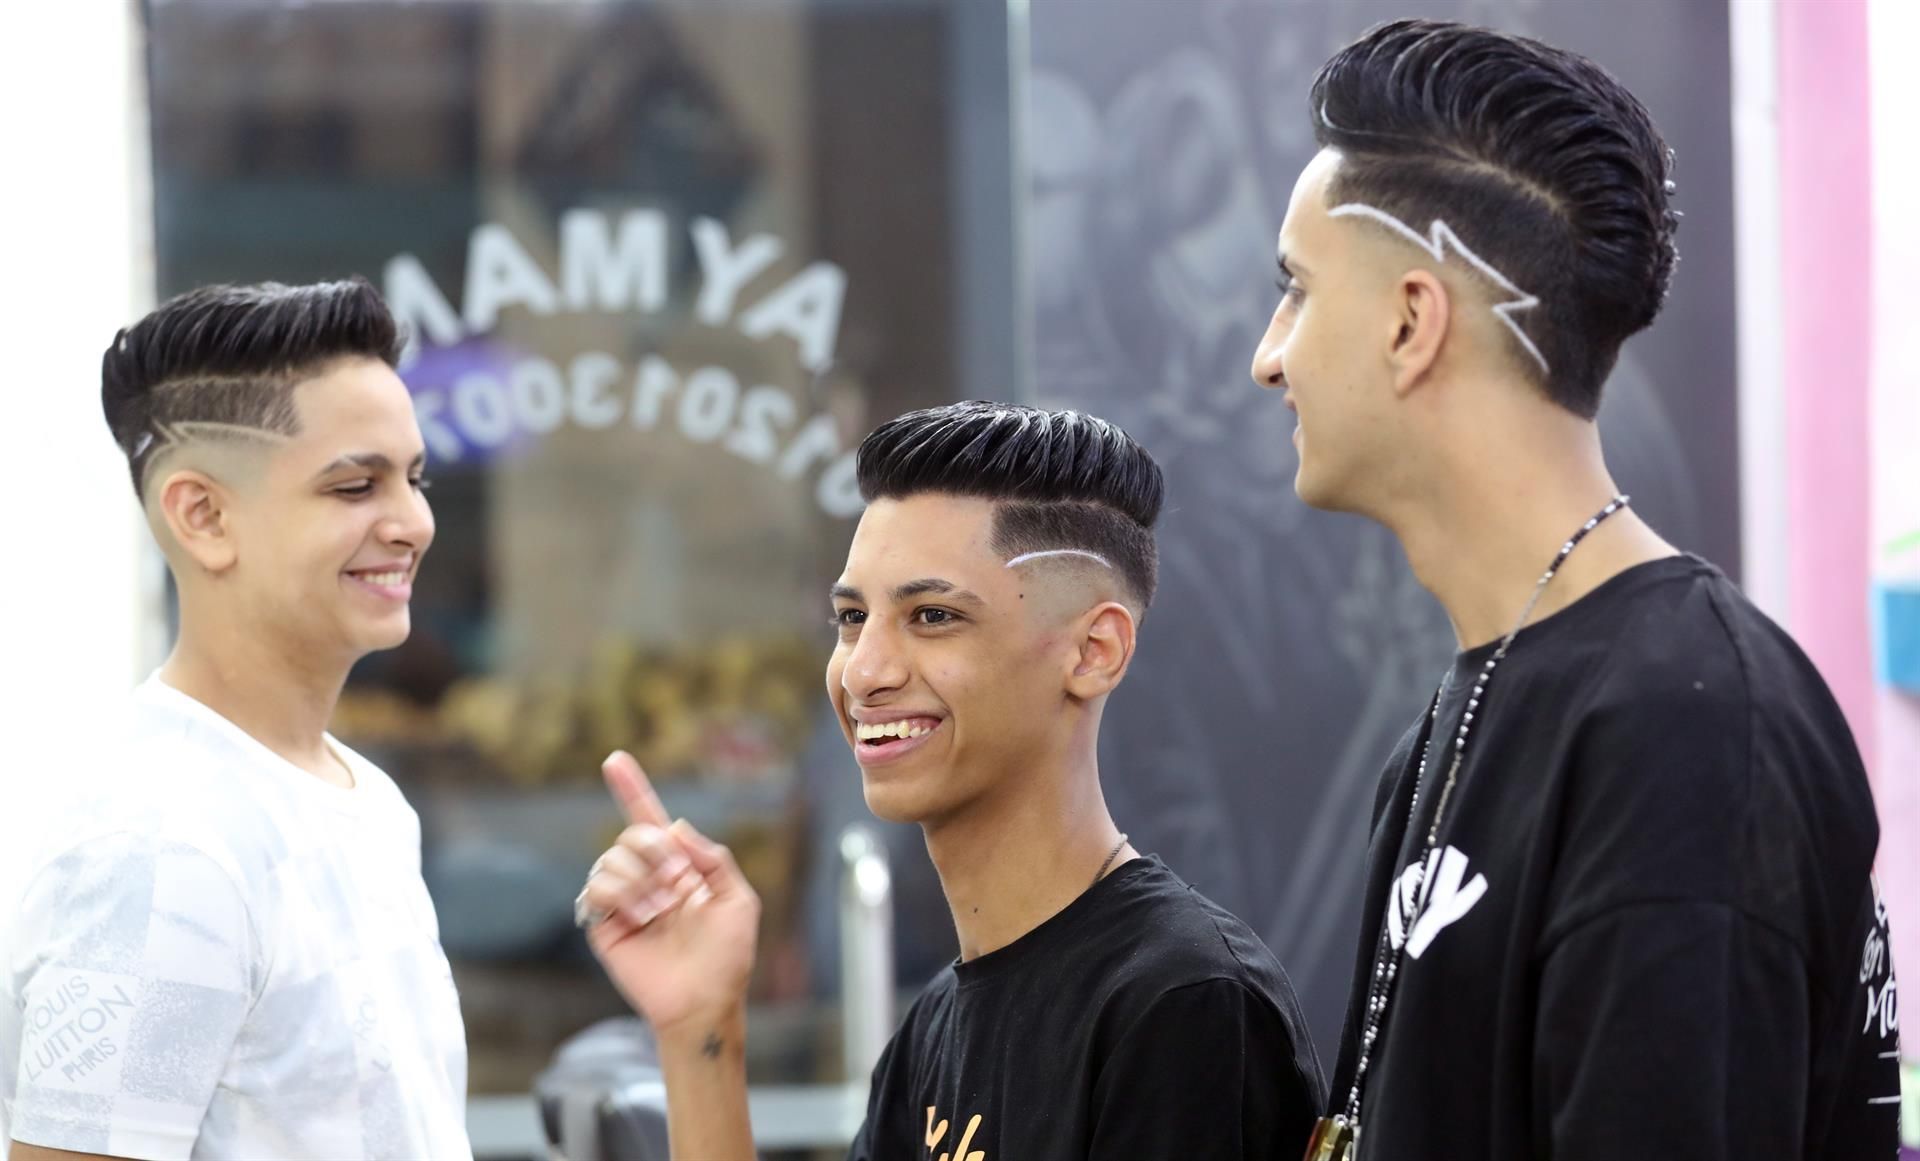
656, 1002, 747, 1057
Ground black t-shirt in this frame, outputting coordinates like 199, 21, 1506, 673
848, 855, 1326, 1160
1330, 555, 1902, 1159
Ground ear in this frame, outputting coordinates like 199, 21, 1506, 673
156, 469, 239, 574
1388, 269, 1451, 396
1064, 602, 1137, 701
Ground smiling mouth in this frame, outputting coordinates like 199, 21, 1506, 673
855, 719, 938, 743
345, 566, 414, 602
850, 717, 943, 762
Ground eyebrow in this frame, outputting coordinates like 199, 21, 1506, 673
314, 451, 428, 479
828, 578, 987, 607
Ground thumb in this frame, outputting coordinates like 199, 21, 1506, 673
670, 819, 751, 897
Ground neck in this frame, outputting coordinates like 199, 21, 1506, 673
160, 596, 355, 786
923, 738, 1130, 962
1384, 406, 1679, 649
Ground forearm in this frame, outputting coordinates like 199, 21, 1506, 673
657, 1006, 756, 1161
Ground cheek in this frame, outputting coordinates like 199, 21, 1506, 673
1281, 314, 1320, 378
302, 511, 377, 586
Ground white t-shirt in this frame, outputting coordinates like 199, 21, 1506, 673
0, 676, 471, 1160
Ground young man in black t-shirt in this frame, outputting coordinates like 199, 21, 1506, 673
1250, 19, 1901, 1160
575, 401, 1326, 1158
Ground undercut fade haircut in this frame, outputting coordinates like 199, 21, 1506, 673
856, 401, 1163, 611
102, 277, 404, 499
1311, 18, 1680, 418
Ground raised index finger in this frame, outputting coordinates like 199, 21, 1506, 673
602, 750, 671, 828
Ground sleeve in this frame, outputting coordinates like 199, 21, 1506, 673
1088, 979, 1323, 1160
1534, 900, 1810, 1161
845, 1025, 907, 1161
9, 833, 259, 1161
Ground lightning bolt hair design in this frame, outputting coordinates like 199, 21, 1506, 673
1328, 203, 1551, 377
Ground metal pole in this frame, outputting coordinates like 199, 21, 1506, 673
836, 824, 894, 1084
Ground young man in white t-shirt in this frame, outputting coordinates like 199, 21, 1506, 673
0, 279, 470, 1160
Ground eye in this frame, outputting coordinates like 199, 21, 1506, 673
1276, 277, 1304, 307
832, 608, 866, 627
914, 607, 958, 626
334, 480, 375, 498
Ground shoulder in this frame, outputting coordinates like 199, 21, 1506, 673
13, 829, 255, 925
5, 829, 263, 1003
1088, 866, 1325, 1098
1094, 860, 1311, 1026
14, 705, 284, 895
1578, 558, 1844, 731
1539, 561, 1877, 942
1567, 560, 1870, 819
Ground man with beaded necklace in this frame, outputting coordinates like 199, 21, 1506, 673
1252, 19, 1900, 1161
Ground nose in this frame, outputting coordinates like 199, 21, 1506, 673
1251, 305, 1289, 390
838, 617, 908, 703
380, 479, 435, 555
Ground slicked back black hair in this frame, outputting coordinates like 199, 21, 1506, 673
102, 277, 403, 498
855, 401, 1163, 610
1311, 19, 1679, 417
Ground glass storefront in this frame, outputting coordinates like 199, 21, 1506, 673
147, 1, 1016, 1145
144, 0, 1744, 1154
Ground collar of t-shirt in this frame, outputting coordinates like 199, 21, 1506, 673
137, 673, 380, 816
950, 855, 1164, 990
1443, 553, 1711, 689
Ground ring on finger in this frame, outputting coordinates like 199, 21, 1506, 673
573, 889, 611, 930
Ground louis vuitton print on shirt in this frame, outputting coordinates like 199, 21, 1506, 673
1, 677, 471, 1161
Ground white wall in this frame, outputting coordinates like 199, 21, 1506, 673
0, 1, 159, 832
1730, 0, 1789, 623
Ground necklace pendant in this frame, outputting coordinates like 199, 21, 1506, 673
1304, 1116, 1357, 1161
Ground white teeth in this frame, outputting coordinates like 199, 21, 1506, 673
856, 720, 936, 741
355, 570, 406, 587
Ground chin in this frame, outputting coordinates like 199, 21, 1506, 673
1293, 468, 1335, 511
353, 612, 413, 654
859, 780, 925, 825
860, 774, 961, 827
1293, 461, 1358, 514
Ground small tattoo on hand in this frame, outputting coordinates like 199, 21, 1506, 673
702, 1032, 724, 1060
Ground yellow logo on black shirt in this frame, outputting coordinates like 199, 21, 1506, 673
926, 1106, 986, 1161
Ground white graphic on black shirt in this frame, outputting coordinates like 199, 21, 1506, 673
1387, 846, 1488, 960
1862, 876, 1899, 1058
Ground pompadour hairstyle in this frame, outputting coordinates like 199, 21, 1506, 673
102, 277, 403, 498
1311, 18, 1680, 417
855, 401, 1163, 610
